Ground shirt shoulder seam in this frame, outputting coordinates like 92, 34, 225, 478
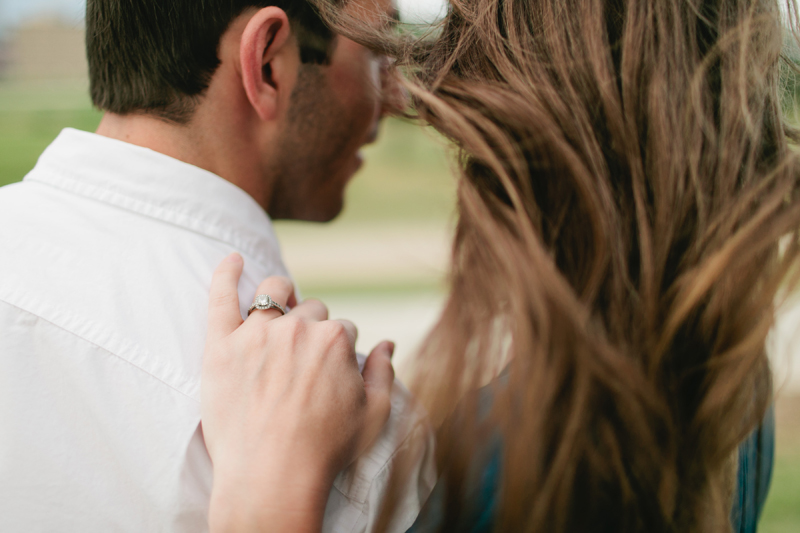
25, 167, 282, 274
0, 295, 200, 403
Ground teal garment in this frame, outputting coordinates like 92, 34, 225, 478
405, 445, 499, 533
408, 408, 775, 533
732, 405, 775, 533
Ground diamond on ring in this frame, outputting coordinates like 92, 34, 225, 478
247, 294, 286, 316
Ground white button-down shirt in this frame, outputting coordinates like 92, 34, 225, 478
0, 129, 435, 533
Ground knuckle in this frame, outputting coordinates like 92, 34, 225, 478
321, 320, 347, 339
280, 315, 305, 336
343, 320, 358, 339
335, 333, 356, 354
310, 321, 355, 361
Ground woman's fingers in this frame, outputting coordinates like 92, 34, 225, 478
358, 341, 396, 455
247, 276, 295, 320
289, 298, 329, 321
334, 319, 358, 346
290, 302, 357, 343
207, 253, 245, 343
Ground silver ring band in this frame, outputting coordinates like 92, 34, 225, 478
248, 294, 286, 317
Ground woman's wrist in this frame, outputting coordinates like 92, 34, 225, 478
209, 492, 327, 533
208, 456, 335, 533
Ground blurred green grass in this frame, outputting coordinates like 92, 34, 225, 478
761, 455, 800, 533
0, 82, 102, 188
0, 108, 103, 187
760, 394, 800, 533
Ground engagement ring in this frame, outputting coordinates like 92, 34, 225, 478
247, 294, 286, 316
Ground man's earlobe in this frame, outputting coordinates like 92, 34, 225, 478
240, 7, 293, 122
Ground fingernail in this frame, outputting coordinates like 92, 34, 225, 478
226, 252, 242, 264
386, 341, 395, 359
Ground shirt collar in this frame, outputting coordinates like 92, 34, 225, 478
25, 128, 286, 272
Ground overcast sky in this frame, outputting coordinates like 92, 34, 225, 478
0, 0, 447, 31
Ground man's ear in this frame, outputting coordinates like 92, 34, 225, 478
240, 7, 293, 122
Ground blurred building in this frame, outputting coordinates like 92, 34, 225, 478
3, 17, 87, 81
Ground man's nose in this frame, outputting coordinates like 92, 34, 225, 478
380, 57, 409, 117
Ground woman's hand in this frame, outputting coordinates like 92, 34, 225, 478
201, 253, 396, 532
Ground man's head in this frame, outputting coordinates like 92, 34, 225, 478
87, 0, 334, 123
87, 0, 401, 222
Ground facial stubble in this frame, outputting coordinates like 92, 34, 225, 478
267, 64, 358, 221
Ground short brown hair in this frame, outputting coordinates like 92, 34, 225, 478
86, 0, 334, 123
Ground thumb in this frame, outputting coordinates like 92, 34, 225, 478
358, 341, 395, 455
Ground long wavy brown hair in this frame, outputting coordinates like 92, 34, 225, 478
318, 0, 800, 530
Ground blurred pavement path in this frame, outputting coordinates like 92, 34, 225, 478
276, 221, 453, 290
771, 295, 800, 396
